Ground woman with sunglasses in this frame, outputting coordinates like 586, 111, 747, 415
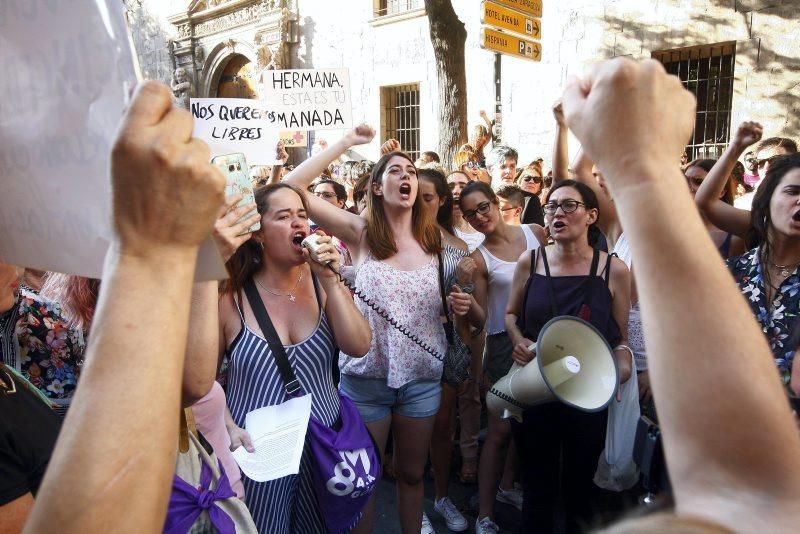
504, 179, 631, 533
695, 121, 798, 241
459, 181, 546, 534
684, 159, 745, 258
283, 127, 458, 534
517, 162, 546, 227
454, 149, 483, 183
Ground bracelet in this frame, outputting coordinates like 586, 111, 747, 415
613, 344, 634, 360
458, 283, 475, 294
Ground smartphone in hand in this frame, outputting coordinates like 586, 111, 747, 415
211, 153, 261, 235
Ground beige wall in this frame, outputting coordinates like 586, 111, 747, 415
127, 0, 799, 167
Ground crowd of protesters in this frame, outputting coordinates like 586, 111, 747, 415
3, 58, 800, 534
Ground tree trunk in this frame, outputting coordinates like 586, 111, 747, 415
424, 0, 468, 169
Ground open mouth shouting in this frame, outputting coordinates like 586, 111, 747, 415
552, 220, 567, 232
793, 210, 800, 223
291, 230, 308, 249
399, 182, 412, 201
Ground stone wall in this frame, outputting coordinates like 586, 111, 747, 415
127, 0, 799, 166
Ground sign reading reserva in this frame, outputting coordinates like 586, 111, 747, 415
481, 0, 541, 39
492, 0, 542, 18
480, 27, 542, 62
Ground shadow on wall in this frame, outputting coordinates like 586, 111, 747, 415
599, 1, 798, 138
296, 16, 316, 69
126, 2, 175, 86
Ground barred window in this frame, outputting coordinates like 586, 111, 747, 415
653, 43, 736, 160
381, 84, 421, 161
373, 0, 424, 18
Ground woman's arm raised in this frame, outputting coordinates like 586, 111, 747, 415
283, 126, 375, 248
694, 121, 762, 238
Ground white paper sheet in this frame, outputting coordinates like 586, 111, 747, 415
258, 69, 353, 131
232, 394, 312, 483
0, 1, 226, 281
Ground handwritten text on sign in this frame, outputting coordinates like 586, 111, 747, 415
260, 69, 352, 131
190, 98, 280, 165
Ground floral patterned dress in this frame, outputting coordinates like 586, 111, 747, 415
728, 247, 800, 384
0, 286, 85, 416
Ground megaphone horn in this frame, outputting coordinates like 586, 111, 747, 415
487, 316, 618, 422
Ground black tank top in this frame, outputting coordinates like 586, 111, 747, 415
516, 247, 622, 347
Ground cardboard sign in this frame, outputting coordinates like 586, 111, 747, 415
0, 1, 227, 280
190, 98, 281, 164
259, 69, 352, 131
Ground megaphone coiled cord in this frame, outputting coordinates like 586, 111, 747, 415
488, 387, 529, 410
325, 263, 446, 363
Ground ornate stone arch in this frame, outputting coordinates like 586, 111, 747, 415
200, 39, 258, 97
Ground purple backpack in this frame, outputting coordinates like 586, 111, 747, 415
244, 279, 380, 533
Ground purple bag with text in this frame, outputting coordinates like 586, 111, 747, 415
307, 392, 381, 534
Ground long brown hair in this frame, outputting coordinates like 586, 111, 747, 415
365, 151, 441, 260
224, 183, 309, 294
40, 274, 100, 334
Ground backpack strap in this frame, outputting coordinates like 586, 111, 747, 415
243, 278, 301, 396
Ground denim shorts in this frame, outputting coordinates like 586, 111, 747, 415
339, 374, 442, 423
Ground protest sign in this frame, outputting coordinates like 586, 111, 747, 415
190, 98, 281, 164
259, 69, 352, 131
0, 1, 227, 281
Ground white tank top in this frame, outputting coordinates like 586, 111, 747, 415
614, 232, 647, 370
478, 225, 540, 335
455, 227, 485, 253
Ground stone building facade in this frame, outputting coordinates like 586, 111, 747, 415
126, 0, 799, 165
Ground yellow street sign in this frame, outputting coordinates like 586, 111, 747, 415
481, 1, 541, 39
480, 27, 541, 62
491, 0, 542, 18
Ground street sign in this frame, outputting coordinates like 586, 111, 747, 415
481, 1, 541, 39
480, 27, 541, 62
492, 0, 542, 18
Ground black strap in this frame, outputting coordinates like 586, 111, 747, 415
603, 252, 614, 286
243, 278, 301, 396
581, 248, 601, 311
515, 248, 538, 338
437, 251, 454, 345
540, 247, 559, 317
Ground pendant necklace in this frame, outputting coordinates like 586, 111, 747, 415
768, 260, 798, 279
256, 269, 304, 302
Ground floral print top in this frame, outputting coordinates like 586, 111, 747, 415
339, 253, 447, 388
0, 286, 85, 414
728, 247, 800, 384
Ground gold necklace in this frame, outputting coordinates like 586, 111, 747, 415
255, 269, 304, 302
768, 260, 799, 279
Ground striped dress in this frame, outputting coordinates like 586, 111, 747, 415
226, 279, 340, 534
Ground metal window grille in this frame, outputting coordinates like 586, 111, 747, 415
381, 84, 421, 161
374, 0, 423, 18
653, 43, 736, 160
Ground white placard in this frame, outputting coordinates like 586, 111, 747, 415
190, 98, 280, 165
0, 1, 226, 281
259, 69, 353, 131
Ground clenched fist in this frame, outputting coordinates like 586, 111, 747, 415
562, 58, 696, 186
111, 81, 225, 256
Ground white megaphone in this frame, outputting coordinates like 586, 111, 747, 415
487, 316, 618, 422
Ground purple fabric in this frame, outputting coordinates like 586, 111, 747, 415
308, 392, 381, 534
165, 456, 237, 534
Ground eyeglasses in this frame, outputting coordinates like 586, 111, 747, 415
315, 191, 338, 199
543, 199, 586, 215
521, 175, 543, 184
462, 161, 479, 169
462, 201, 492, 221
757, 155, 782, 170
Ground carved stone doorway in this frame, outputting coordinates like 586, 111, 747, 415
216, 54, 258, 99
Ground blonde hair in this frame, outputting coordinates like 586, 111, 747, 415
452, 150, 476, 171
